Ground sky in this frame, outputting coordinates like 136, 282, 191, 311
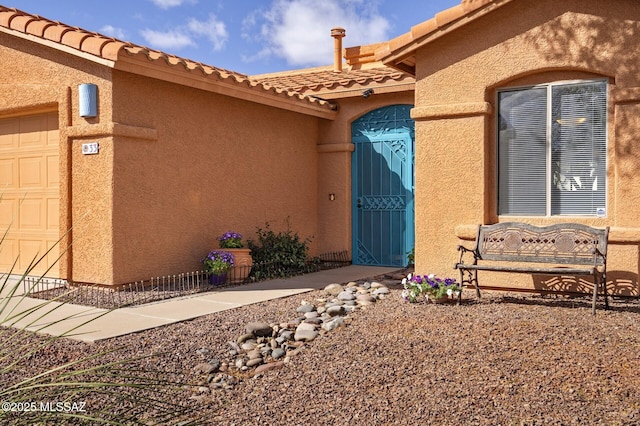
5, 0, 460, 76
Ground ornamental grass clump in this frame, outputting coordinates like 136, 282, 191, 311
402, 273, 460, 302
0, 238, 196, 424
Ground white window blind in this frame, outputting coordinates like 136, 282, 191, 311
498, 81, 607, 217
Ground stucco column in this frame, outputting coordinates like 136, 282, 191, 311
67, 131, 115, 285
411, 102, 492, 277
317, 143, 354, 256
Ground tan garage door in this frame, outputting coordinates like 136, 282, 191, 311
0, 112, 60, 277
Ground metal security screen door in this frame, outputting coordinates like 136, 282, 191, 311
352, 105, 415, 266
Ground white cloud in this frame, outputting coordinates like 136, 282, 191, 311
187, 15, 228, 51
100, 25, 126, 40
140, 28, 195, 50
243, 0, 390, 67
150, 0, 188, 10
140, 14, 228, 53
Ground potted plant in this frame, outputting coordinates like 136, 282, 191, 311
217, 231, 252, 283
201, 250, 235, 285
401, 273, 460, 303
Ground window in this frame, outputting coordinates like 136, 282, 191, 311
498, 80, 607, 216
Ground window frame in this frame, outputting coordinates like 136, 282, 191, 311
496, 79, 608, 218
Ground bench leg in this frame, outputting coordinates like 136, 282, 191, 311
592, 277, 598, 315
602, 272, 609, 310
459, 268, 480, 299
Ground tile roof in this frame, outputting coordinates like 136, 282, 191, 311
251, 64, 414, 98
0, 6, 337, 118
370, 0, 512, 75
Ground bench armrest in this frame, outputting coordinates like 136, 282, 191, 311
456, 244, 478, 265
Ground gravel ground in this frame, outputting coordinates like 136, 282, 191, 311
3, 272, 640, 425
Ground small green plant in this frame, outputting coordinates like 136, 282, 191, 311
407, 247, 415, 267
247, 221, 313, 280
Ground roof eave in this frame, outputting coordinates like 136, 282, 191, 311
378, 0, 512, 75
0, 25, 116, 68
302, 81, 415, 100
115, 55, 338, 120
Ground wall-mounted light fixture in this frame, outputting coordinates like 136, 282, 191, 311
329, 193, 336, 201
79, 83, 98, 118
362, 88, 374, 99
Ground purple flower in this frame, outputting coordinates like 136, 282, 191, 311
217, 231, 244, 248
201, 250, 235, 274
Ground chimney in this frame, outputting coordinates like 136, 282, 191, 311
331, 27, 346, 73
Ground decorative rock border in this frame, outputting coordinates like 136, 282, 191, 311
189, 273, 403, 397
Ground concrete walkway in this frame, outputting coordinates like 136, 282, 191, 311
0, 265, 400, 343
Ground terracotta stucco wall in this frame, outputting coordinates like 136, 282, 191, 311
0, 32, 116, 283
316, 92, 414, 257
108, 71, 320, 284
412, 0, 640, 294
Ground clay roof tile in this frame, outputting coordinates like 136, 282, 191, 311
42, 23, 72, 43
251, 65, 414, 96
101, 41, 127, 61
80, 36, 112, 57
434, 4, 466, 28
375, 0, 513, 74
7, 14, 33, 32
0, 5, 336, 113
0, 8, 13, 27
26, 19, 54, 37
61, 30, 91, 50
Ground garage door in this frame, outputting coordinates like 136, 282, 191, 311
0, 112, 60, 277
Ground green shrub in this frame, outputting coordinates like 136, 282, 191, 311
247, 222, 313, 280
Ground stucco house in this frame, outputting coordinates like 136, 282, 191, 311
0, 6, 415, 286
1, 0, 640, 297
372, 0, 640, 295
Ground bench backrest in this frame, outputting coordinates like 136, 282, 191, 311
476, 222, 608, 266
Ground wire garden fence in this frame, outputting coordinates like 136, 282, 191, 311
24, 251, 351, 309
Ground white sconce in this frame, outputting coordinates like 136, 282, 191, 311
79, 83, 98, 118
329, 193, 336, 201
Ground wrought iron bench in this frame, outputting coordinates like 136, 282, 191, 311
454, 222, 609, 314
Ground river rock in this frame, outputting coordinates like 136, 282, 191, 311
237, 333, 254, 344
194, 363, 218, 374
337, 291, 356, 301
324, 283, 344, 296
322, 316, 345, 332
356, 294, 376, 304
326, 305, 345, 317
295, 323, 319, 342
254, 361, 284, 375
245, 322, 273, 337
247, 350, 263, 360
373, 287, 390, 295
271, 348, 286, 360
279, 330, 294, 341
246, 358, 264, 368
296, 303, 315, 313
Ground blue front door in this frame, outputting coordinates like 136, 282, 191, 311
352, 105, 415, 267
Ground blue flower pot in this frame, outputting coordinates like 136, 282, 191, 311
209, 273, 227, 285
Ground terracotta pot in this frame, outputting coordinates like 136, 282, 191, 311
224, 248, 253, 283
429, 295, 454, 304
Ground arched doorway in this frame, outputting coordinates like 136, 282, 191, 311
351, 105, 415, 267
